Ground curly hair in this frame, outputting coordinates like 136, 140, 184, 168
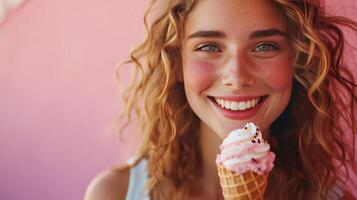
114, 0, 357, 199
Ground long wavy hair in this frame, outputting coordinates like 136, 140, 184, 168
114, 0, 357, 199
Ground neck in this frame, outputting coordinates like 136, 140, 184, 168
190, 122, 224, 199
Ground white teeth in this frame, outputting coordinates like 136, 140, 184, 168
231, 101, 239, 110
214, 97, 261, 111
238, 102, 246, 110
246, 100, 252, 109
225, 101, 231, 109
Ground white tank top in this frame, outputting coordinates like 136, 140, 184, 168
124, 159, 345, 200
125, 159, 150, 200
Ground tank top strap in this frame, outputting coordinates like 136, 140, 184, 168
125, 159, 150, 200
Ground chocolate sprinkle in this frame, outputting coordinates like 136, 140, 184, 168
258, 139, 261, 143
244, 127, 247, 129
251, 140, 256, 143
252, 158, 257, 163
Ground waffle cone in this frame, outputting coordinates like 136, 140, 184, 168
217, 164, 269, 200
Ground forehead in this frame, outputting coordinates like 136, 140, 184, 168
184, 0, 286, 38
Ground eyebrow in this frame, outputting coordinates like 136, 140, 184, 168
249, 28, 287, 39
187, 30, 226, 40
186, 28, 287, 40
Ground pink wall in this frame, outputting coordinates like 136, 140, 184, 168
0, 1, 355, 200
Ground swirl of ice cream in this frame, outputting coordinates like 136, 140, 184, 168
216, 122, 275, 175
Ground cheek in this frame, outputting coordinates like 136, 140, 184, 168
183, 59, 218, 92
262, 60, 294, 90
256, 60, 294, 130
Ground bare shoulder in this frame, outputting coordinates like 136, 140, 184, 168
84, 165, 130, 200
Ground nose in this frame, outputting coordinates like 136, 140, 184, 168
221, 54, 255, 89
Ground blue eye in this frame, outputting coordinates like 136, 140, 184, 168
254, 43, 279, 52
196, 44, 220, 52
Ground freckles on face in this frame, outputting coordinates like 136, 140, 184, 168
183, 58, 217, 93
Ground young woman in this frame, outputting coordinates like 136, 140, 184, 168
85, 0, 357, 199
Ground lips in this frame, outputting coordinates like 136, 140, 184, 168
208, 95, 268, 120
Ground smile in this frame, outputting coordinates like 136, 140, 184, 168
214, 97, 260, 111
208, 95, 268, 120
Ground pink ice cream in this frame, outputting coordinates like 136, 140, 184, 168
216, 122, 275, 175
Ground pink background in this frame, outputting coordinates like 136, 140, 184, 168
0, 0, 355, 200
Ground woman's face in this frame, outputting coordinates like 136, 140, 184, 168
182, 0, 294, 138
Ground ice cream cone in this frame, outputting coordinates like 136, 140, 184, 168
217, 163, 269, 200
